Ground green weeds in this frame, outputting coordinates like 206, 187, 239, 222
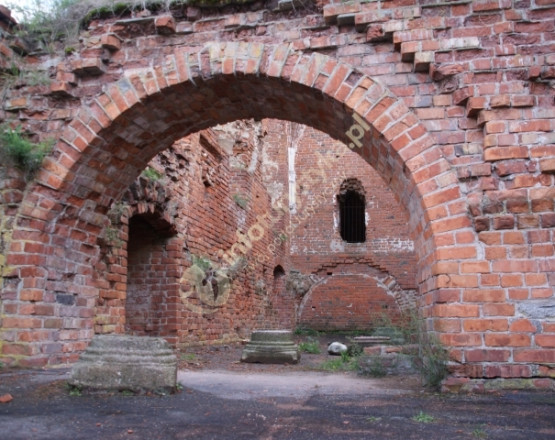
232, 193, 248, 209
141, 167, 163, 181
318, 352, 359, 372
412, 411, 434, 423
298, 340, 320, 354
0, 124, 53, 180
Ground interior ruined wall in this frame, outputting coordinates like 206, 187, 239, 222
261, 121, 418, 331
94, 120, 298, 348
99, 118, 415, 345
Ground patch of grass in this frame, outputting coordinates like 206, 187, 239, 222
180, 353, 197, 362
472, 426, 488, 439
120, 389, 135, 396
318, 353, 359, 372
0, 124, 53, 179
412, 411, 434, 423
299, 341, 320, 354
67, 384, 82, 396
318, 358, 346, 372
294, 327, 319, 337
141, 166, 163, 181
366, 416, 382, 423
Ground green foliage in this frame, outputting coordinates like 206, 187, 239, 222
6, 0, 260, 50
412, 411, 434, 423
346, 343, 362, 357
141, 166, 163, 181
192, 255, 212, 272
108, 202, 126, 225
22, 69, 51, 87
319, 352, 359, 372
298, 340, 320, 354
120, 389, 135, 396
472, 427, 488, 439
294, 327, 319, 337
363, 355, 386, 378
6, 0, 83, 49
412, 324, 449, 389
232, 193, 248, 209
319, 356, 359, 372
0, 125, 53, 179
180, 353, 197, 362
372, 310, 449, 389
67, 384, 82, 396
104, 225, 124, 248
318, 358, 345, 372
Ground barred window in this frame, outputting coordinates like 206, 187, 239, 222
338, 179, 366, 243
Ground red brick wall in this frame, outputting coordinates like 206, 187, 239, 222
261, 121, 417, 330
0, 1, 553, 386
299, 272, 401, 331
95, 122, 298, 348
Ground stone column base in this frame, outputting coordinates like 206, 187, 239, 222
69, 335, 177, 392
241, 330, 300, 364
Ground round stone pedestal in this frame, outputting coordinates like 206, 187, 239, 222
241, 330, 300, 364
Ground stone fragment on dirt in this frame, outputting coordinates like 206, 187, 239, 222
328, 342, 348, 355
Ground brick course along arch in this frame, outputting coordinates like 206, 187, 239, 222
0, 1, 553, 389
2, 41, 454, 361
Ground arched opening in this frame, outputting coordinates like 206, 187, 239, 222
273, 265, 285, 294
125, 215, 178, 337
338, 179, 366, 243
3, 44, 462, 367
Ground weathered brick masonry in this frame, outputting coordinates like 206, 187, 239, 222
0, 0, 554, 389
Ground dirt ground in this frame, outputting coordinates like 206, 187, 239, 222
176, 333, 356, 372
1, 337, 554, 440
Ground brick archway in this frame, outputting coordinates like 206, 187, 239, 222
4, 42, 462, 366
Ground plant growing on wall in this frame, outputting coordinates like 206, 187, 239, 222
5, 0, 259, 47
232, 193, 248, 209
141, 167, 163, 181
371, 309, 449, 389
0, 124, 53, 180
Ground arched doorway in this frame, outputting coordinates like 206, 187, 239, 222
2, 43, 461, 366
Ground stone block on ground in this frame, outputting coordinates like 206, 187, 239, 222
359, 353, 417, 376
69, 334, 177, 392
241, 330, 300, 364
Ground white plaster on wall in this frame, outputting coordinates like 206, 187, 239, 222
330, 239, 345, 252
371, 237, 415, 253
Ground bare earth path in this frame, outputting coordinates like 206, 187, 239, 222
1, 343, 554, 440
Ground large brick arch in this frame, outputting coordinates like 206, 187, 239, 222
5, 42, 462, 366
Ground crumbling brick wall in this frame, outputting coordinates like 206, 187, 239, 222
260, 121, 417, 330
0, 1, 553, 387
